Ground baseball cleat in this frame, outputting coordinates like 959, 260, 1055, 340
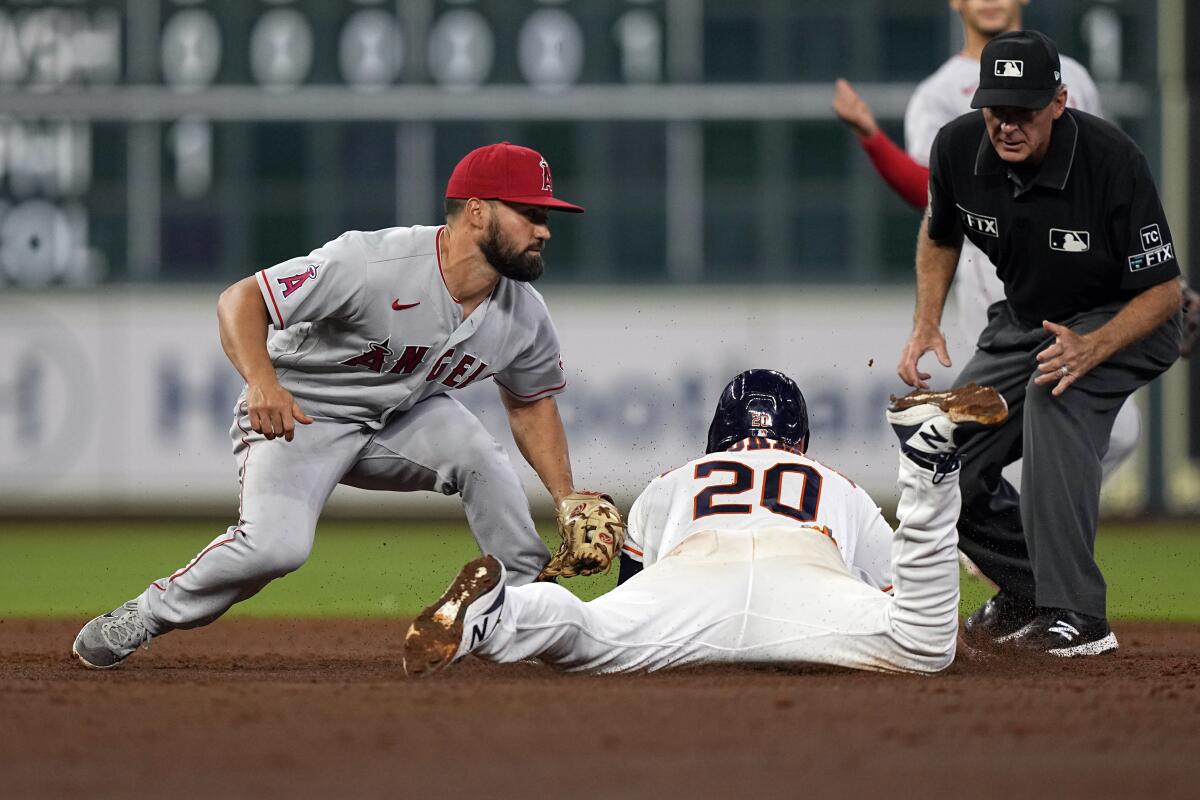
964, 589, 1038, 645
887, 383, 1008, 474
72, 599, 152, 669
1008, 609, 1118, 657
403, 555, 507, 677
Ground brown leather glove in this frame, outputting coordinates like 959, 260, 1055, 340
537, 491, 626, 580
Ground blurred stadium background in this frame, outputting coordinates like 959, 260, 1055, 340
0, 1, 1197, 616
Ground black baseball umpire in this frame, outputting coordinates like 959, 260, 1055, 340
897, 30, 1182, 656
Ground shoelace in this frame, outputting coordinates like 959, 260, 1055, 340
930, 455, 961, 485
101, 609, 149, 650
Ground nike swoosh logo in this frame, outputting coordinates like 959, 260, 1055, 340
392, 300, 421, 311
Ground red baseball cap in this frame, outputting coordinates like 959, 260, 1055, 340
445, 142, 584, 213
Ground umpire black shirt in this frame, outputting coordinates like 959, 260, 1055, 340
927, 109, 1179, 324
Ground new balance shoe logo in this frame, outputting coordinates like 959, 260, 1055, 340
918, 424, 949, 450
1048, 621, 1080, 640
470, 618, 490, 649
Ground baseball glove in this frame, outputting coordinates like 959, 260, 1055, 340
537, 491, 626, 580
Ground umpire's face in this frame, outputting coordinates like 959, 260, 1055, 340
982, 85, 1067, 165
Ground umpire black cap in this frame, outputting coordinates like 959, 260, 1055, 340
971, 30, 1062, 110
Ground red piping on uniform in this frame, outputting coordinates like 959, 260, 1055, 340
235, 401, 253, 522
622, 544, 644, 557
494, 376, 567, 400
167, 529, 242, 582
434, 226, 461, 304
258, 269, 286, 327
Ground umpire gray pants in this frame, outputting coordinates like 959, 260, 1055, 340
954, 301, 1180, 618
139, 394, 548, 634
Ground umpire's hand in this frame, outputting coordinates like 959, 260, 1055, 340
247, 381, 314, 441
1034, 320, 1099, 397
897, 323, 952, 389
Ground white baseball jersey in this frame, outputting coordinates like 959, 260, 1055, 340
255, 225, 566, 428
905, 54, 1102, 353
623, 437, 894, 591
476, 447, 963, 674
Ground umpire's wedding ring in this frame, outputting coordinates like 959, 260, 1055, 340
1059, 366, 1070, 377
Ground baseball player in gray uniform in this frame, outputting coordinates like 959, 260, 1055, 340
403, 371, 1009, 677
73, 142, 602, 669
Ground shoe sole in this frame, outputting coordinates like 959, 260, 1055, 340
71, 643, 121, 670
888, 383, 1008, 425
403, 555, 503, 678
992, 620, 1036, 645
1048, 632, 1119, 658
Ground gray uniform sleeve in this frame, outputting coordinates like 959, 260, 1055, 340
494, 309, 567, 401
925, 128, 964, 246
255, 233, 365, 329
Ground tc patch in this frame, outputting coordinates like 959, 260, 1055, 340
1128, 223, 1174, 272
995, 60, 1024, 77
958, 204, 998, 237
1049, 229, 1090, 252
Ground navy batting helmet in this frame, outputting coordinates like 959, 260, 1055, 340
705, 369, 810, 454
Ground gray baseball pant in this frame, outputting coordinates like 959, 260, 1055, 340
953, 301, 1180, 618
139, 393, 548, 635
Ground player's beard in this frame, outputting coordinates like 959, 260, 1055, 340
480, 218, 544, 282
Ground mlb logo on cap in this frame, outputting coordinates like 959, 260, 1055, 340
995, 60, 1024, 77
971, 30, 1062, 110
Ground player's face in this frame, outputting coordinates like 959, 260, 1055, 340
480, 201, 551, 282
952, 0, 1026, 37
982, 87, 1066, 165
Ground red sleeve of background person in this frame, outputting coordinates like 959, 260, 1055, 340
859, 130, 930, 210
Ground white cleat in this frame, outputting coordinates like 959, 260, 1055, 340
887, 382, 1009, 457
403, 555, 507, 677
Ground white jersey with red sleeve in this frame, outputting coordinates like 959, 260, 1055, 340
254, 224, 566, 428
622, 437, 894, 591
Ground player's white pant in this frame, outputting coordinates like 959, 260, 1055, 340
475, 455, 959, 675
138, 394, 547, 635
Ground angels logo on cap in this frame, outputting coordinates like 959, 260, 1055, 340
446, 142, 584, 213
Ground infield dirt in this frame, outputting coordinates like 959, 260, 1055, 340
4, 619, 1199, 799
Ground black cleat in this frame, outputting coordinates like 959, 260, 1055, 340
964, 589, 1038, 645
1010, 609, 1118, 657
